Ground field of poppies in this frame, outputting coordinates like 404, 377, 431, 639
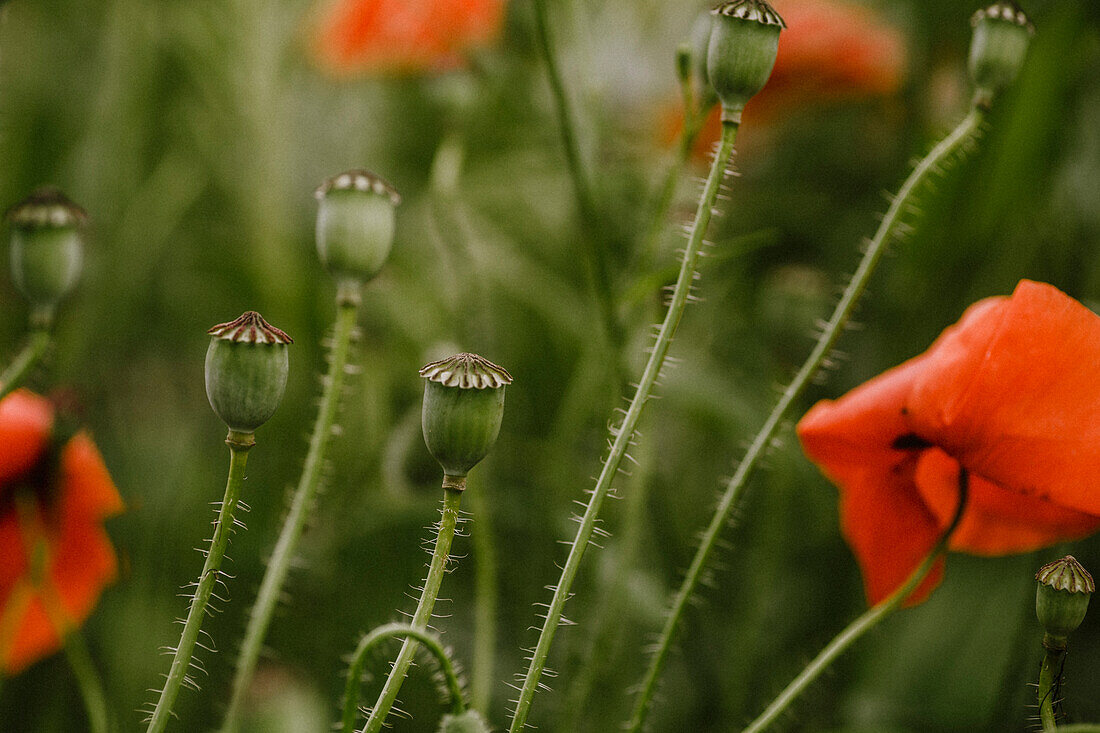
2, 0, 1100, 732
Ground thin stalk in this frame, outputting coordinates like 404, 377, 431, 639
507, 121, 740, 733
0, 329, 50, 401
146, 437, 252, 733
342, 622, 466, 732
221, 294, 359, 733
740, 471, 969, 733
361, 486, 464, 733
1037, 636, 1066, 732
626, 106, 987, 732
63, 631, 111, 733
530, 0, 620, 350
465, 484, 498, 714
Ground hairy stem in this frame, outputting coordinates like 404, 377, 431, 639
361, 486, 464, 733
1037, 636, 1066, 732
507, 121, 740, 733
221, 294, 359, 733
740, 471, 969, 733
342, 622, 466, 732
0, 329, 50, 402
626, 106, 986, 732
146, 437, 252, 733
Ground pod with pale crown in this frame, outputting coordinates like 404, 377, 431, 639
706, 0, 785, 123
969, 1, 1033, 106
1036, 555, 1093, 643
205, 311, 292, 437
315, 169, 400, 291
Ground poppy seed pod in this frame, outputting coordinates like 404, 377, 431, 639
438, 710, 491, 733
707, 0, 785, 122
1036, 555, 1093, 643
315, 169, 400, 289
4, 187, 87, 326
968, 1, 1033, 105
205, 312, 292, 435
420, 353, 511, 481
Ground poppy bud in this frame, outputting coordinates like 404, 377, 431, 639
1036, 555, 1093, 644
968, 1, 1033, 106
205, 311, 292, 437
438, 711, 491, 733
706, 0, 785, 123
676, 42, 694, 88
314, 169, 400, 291
691, 11, 714, 90
4, 187, 87, 327
420, 353, 511, 482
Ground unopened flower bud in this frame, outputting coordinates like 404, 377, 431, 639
691, 11, 714, 91
1036, 555, 1093, 643
438, 711, 491, 733
707, 0, 785, 123
420, 353, 511, 482
4, 187, 87, 327
969, 1, 1033, 106
314, 169, 400, 292
205, 311, 292, 437
676, 43, 694, 87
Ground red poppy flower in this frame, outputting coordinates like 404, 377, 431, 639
797, 281, 1100, 606
666, 0, 907, 157
0, 390, 123, 674
312, 0, 506, 76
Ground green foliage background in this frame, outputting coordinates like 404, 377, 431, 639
1, 0, 1099, 731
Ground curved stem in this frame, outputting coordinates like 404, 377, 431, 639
507, 121, 740, 733
0, 329, 51, 402
342, 622, 466, 732
146, 439, 252, 733
220, 295, 359, 733
626, 106, 987, 732
740, 471, 969, 733
361, 486, 464, 733
1037, 636, 1066, 732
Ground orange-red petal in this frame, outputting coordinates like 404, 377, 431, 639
0, 390, 52, 487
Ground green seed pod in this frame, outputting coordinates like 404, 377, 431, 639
4, 187, 87, 327
420, 353, 512, 481
315, 169, 400, 290
1036, 555, 1093, 643
968, 1, 1033, 106
205, 311, 292, 436
707, 0, 785, 123
437, 710, 491, 733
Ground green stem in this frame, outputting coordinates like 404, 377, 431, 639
1052, 727, 1100, 732
626, 105, 987, 732
530, 0, 620, 351
220, 294, 360, 733
0, 329, 50, 402
507, 121, 740, 733
740, 471, 969, 733
342, 622, 466, 733
1038, 636, 1066, 732
146, 438, 252, 733
64, 631, 111, 733
465, 483, 498, 714
361, 486, 464, 733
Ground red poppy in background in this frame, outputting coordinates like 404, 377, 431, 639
0, 390, 123, 674
313, 0, 506, 75
671, 0, 907, 156
797, 281, 1100, 606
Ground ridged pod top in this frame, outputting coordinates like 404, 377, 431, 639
712, 0, 785, 29
315, 169, 401, 205
420, 353, 513, 389
208, 311, 293, 344
5, 187, 89, 229
972, 1, 1033, 33
1037, 556, 1095, 594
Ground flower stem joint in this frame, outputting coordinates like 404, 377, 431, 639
1036, 555, 1093, 649
420, 353, 512, 489
205, 311, 292, 445
707, 0, 785, 124
315, 169, 400, 300
4, 187, 88, 328
969, 1, 1033, 108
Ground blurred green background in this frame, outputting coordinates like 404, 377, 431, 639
1, 0, 1099, 731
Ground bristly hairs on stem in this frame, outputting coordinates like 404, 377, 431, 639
506, 120, 742, 733
626, 104, 989, 732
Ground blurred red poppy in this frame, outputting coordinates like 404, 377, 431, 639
312, 0, 506, 75
0, 390, 123, 674
669, 0, 907, 156
797, 281, 1100, 606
